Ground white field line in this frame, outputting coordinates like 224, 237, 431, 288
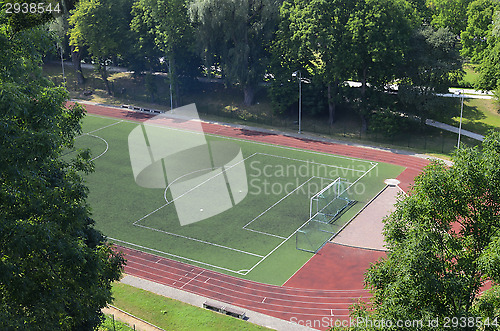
87, 134, 109, 161
257, 152, 369, 173
88, 112, 375, 166
180, 270, 204, 289
86, 119, 124, 134
242, 228, 286, 240
242, 176, 316, 230
163, 153, 258, 204
133, 223, 264, 258
109, 237, 247, 275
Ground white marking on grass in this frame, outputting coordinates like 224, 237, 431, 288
257, 152, 369, 173
133, 223, 264, 258
87, 134, 109, 161
109, 237, 247, 275
86, 119, 124, 134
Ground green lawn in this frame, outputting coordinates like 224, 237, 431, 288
450, 98, 500, 136
111, 283, 272, 331
99, 315, 134, 331
74, 113, 403, 285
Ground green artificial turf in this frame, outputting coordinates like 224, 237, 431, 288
76, 113, 404, 285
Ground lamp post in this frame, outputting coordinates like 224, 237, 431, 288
456, 90, 464, 149
292, 70, 310, 134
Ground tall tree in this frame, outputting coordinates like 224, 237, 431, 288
280, 0, 352, 125
461, 0, 500, 62
69, 0, 134, 94
398, 26, 463, 125
427, 0, 474, 36
344, 0, 413, 130
0, 14, 124, 330
189, 0, 281, 106
355, 132, 500, 329
472, 11, 500, 91
131, 0, 197, 108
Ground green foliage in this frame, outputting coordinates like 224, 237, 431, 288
0, 16, 124, 330
427, 0, 473, 36
131, 0, 199, 105
69, 0, 134, 93
368, 109, 411, 137
461, 0, 500, 62
399, 26, 463, 123
359, 132, 500, 329
189, 0, 280, 105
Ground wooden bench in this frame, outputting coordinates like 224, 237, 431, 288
203, 301, 246, 319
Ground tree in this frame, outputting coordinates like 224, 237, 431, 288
356, 132, 500, 330
427, 0, 473, 36
131, 0, 198, 107
280, 0, 352, 125
461, 0, 500, 62
0, 14, 124, 330
69, 0, 134, 94
189, 0, 281, 106
398, 26, 463, 125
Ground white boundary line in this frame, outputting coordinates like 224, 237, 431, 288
133, 223, 263, 257
86, 113, 376, 166
109, 237, 247, 275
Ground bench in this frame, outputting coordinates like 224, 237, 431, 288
121, 104, 164, 114
203, 301, 246, 319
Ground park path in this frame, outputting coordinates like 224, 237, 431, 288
73, 101, 431, 330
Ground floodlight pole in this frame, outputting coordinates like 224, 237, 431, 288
456, 90, 464, 149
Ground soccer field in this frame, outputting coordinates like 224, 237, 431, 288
71, 113, 405, 285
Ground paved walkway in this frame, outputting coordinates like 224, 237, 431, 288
332, 185, 403, 251
426, 119, 484, 141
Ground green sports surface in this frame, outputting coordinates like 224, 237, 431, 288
70, 113, 405, 285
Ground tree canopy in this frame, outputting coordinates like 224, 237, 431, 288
189, 0, 281, 106
355, 131, 500, 329
0, 11, 124, 330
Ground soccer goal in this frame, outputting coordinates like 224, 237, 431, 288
297, 178, 356, 253
310, 177, 355, 223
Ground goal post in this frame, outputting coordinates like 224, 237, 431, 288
310, 177, 354, 223
297, 178, 357, 253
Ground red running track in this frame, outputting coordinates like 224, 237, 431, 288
75, 102, 430, 329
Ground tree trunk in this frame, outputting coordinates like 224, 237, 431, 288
360, 67, 367, 99
70, 45, 85, 85
99, 62, 112, 95
327, 83, 336, 126
243, 85, 255, 106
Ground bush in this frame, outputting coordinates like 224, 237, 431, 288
368, 109, 411, 137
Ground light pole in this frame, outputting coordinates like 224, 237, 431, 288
292, 70, 311, 134
456, 90, 464, 149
